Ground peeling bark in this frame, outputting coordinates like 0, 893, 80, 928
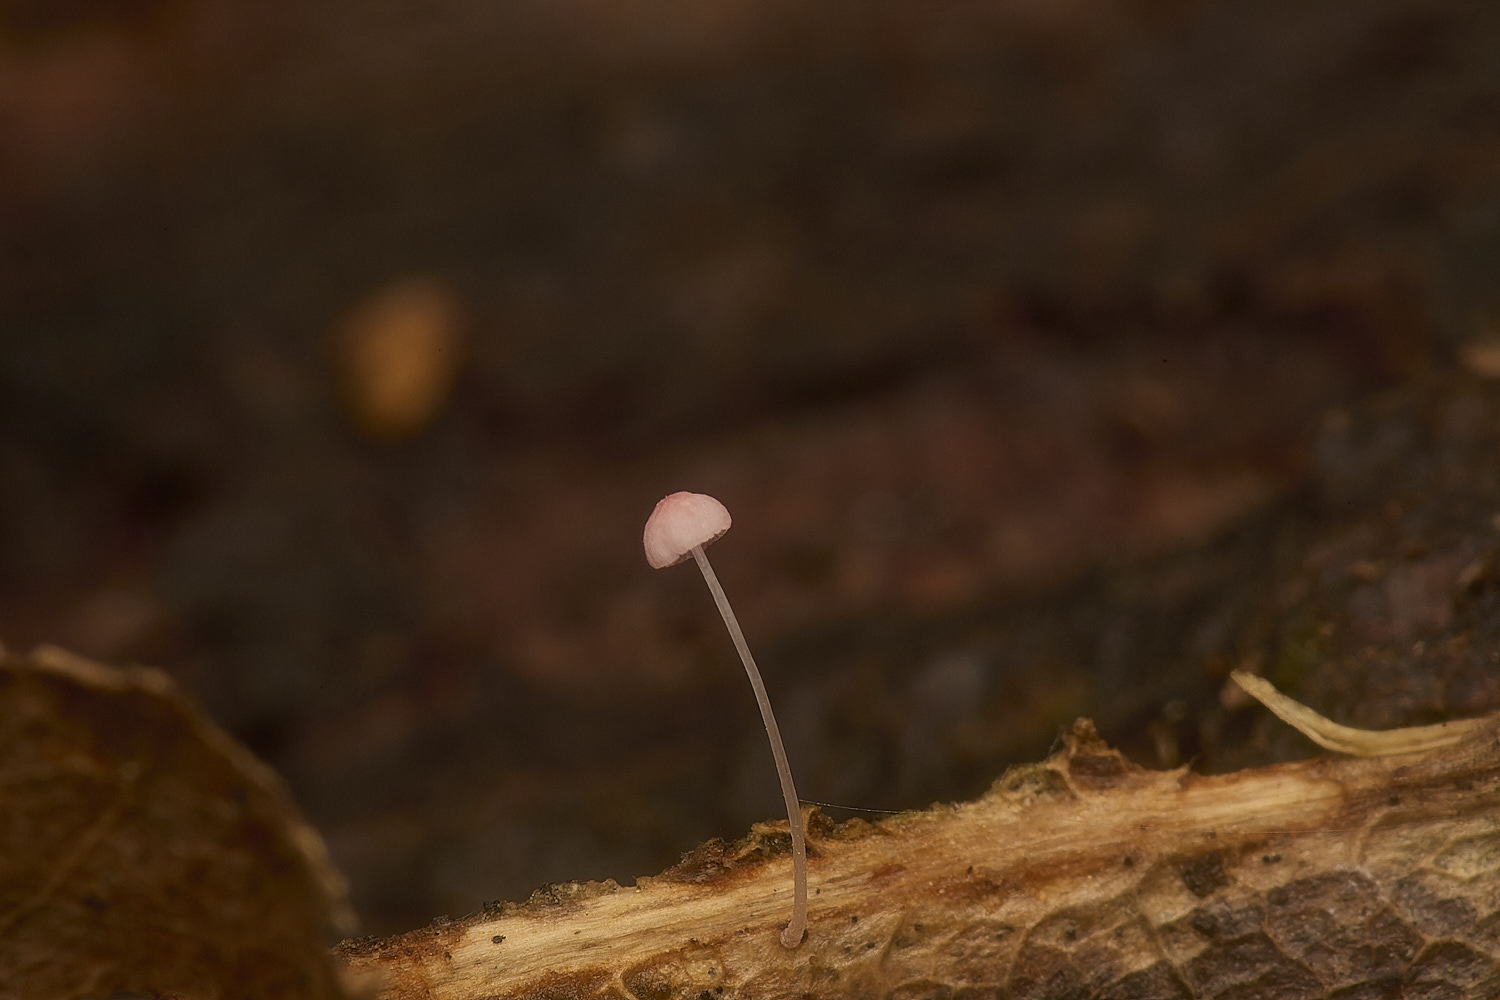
338, 716, 1500, 999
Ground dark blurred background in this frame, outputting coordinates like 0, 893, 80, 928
3, 0, 1500, 936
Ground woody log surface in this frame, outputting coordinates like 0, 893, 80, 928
338, 717, 1500, 1000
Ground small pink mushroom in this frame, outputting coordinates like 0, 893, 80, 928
643, 491, 808, 948
642, 491, 731, 569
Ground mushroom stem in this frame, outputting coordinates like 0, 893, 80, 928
690, 544, 807, 949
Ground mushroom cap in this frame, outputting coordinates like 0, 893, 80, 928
643, 492, 732, 568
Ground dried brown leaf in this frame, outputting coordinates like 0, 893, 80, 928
0, 645, 354, 1000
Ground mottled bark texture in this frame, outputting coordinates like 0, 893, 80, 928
339, 715, 1500, 1000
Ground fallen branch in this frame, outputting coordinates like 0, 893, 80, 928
338, 714, 1500, 999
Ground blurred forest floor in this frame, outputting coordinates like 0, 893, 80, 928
2, 0, 1499, 934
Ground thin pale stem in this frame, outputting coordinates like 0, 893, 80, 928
691, 544, 807, 948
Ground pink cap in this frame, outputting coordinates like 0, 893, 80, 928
643, 492, 732, 568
